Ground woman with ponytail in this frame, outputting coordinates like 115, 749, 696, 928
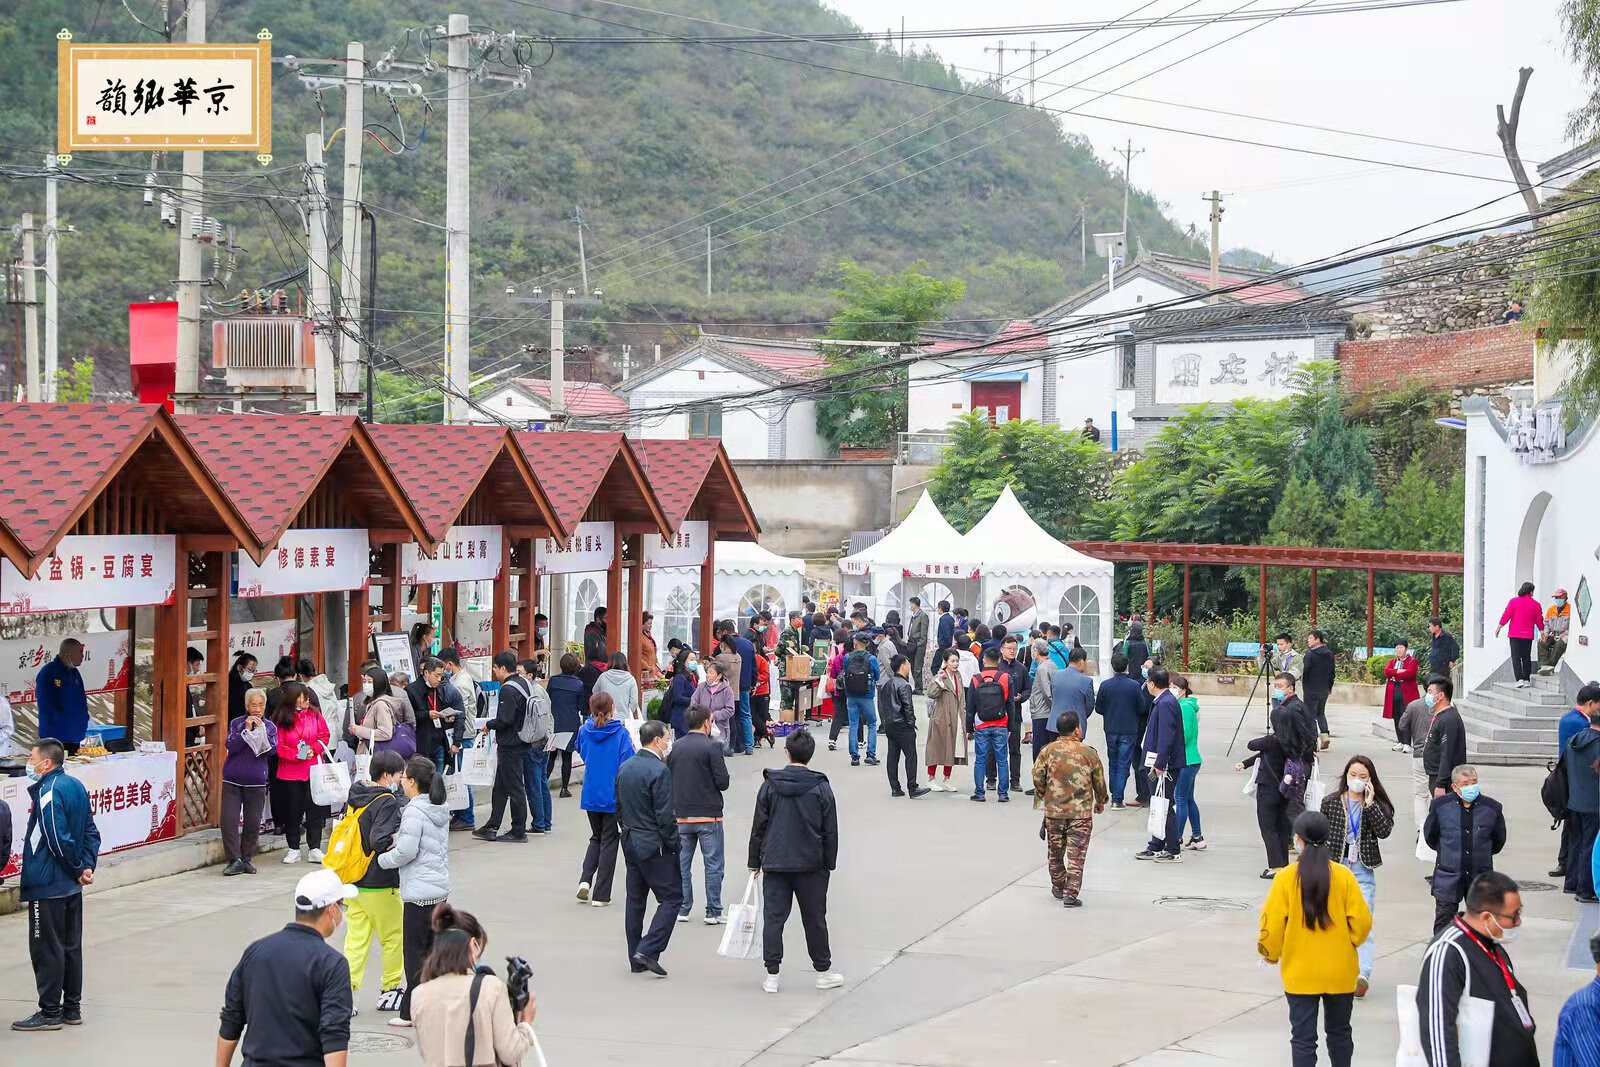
378, 754, 453, 1027
411, 904, 539, 1067
1257, 810, 1372, 1067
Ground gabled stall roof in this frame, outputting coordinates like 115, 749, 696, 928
512, 431, 671, 536
176, 414, 433, 551
365, 424, 565, 541
634, 438, 760, 539
964, 486, 1111, 578
0, 403, 263, 577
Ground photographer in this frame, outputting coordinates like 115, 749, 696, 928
410, 903, 539, 1067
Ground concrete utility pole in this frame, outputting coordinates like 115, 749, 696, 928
336, 41, 366, 411
1076, 197, 1087, 268
1026, 42, 1039, 107
984, 40, 1006, 91
43, 155, 59, 400
443, 12, 472, 424
174, 0, 206, 412
20, 214, 39, 401
305, 134, 336, 413
1117, 139, 1143, 260
705, 225, 712, 300
573, 206, 589, 295
549, 293, 564, 421
1204, 190, 1225, 293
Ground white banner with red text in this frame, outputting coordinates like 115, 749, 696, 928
0, 751, 179, 878
0, 535, 177, 614
234, 529, 370, 598
0, 629, 132, 705
226, 618, 298, 665
534, 521, 616, 575
402, 525, 502, 588
644, 520, 709, 569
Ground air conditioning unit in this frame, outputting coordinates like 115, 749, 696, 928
212, 316, 315, 390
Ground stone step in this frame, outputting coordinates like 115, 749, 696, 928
1465, 735, 1558, 758
1459, 703, 1565, 734
1490, 682, 1568, 705
1462, 718, 1557, 744
1461, 691, 1571, 718
1463, 748, 1551, 767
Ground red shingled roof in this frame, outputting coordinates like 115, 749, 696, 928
514, 431, 623, 532
510, 379, 628, 419
978, 320, 1048, 355
1168, 265, 1302, 304
633, 439, 721, 530
721, 342, 828, 380
365, 424, 509, 541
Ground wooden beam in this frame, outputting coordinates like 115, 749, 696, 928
699, 537, 716, 653
152, 542, 189, 822
1309, 569, 1319, 626
1258, 564, 1268, 652
607, 543, 624, 658
312, 592, 327, 672
493, 534, 512, 656
1432, 574, 1441, 618
505, 524, 551, 541
1145, 560, 1155, 621
176, 534, 239, 553
368, 528, 415, 545
1181, 564, 1191, 670
114, 607, 134, 732
348, 580, 371, 693
627, 536, 645, 686
1367, 568, 1376, 657
206, 551, 228, 829
440, 583, 458, 654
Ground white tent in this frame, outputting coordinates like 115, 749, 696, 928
647, 540, 806, 655
837, 490, 978, 617
964, 486, 1115, 676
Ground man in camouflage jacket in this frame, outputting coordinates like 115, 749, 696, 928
1031, 709, 1108, 908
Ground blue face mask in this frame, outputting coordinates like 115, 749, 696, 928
1424, 691, 1438, 708
1459, 784, 1481, 802
24, 763, 41, 782
1272, 687, 1285, 702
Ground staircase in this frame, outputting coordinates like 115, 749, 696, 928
1459, 671, 1568, 766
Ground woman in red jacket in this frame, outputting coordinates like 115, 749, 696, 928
1495, 580, 1545, 687
751, 650, 774, 748
1381, 640, 1420, 751
270, 680, 332, 864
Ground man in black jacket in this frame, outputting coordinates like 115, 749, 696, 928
474, 652, 531, 843
1422, 676, 1467, 797
1429, 617, 1461, 680
748, 729, 842, 994
617, 721, 681, 976
1424, 765, 1507, 935
883, 655, 929, 799
668, 705, 731, 923
1095, 653, 1147, 808
1416, 871, 1537, 1067
991, 635, 1031, 793
407, 658, 465, 776
1302, 629, 1335, 750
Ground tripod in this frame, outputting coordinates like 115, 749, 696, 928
1225, 651, 1274, 758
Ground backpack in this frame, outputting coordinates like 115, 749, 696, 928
972, 670, 1009, 723
843, 651, 872, 695
1541, 753, 1568, 826
323, 799, 379, 884
510, 677, 552, 747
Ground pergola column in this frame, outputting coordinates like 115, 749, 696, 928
493, 533, 513, 656
700, 533, 717, 653
627, 535, 646, 685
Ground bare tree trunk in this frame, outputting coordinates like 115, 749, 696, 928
1497, 67, 1543, 221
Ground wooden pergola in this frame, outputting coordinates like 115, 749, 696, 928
1067, 540, 1465, 668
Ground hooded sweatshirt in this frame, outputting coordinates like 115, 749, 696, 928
747, 764, 839, 873
1565, 727, 1600, 814
593, 668, 641, 720
576, 717, 636, 813
347, 781, 403, 890
377, 795, 451, 903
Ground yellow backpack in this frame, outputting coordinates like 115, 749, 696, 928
323, 800, 376, 884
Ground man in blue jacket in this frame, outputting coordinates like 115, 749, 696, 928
1136, 665, 1187, 862
14, 738, 101, 1032
936, 600, 956, 655
35, 640, 88, 755
1553, 685, 1600, 880
729, 619, 759, 756
1094, 653, 1146, 809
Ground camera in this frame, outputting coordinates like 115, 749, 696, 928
504, 955, 533, 1014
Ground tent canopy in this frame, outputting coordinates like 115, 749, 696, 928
716, 538, 805, 577
966, 486, 1112, 577
838, 490, 974, 577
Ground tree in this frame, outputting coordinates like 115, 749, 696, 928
372, 369, 442, 424
1344, 378, 1460, 489
1293, 404, 1375, 501
53, 357, 95, 403
951, 253, 1065, 331
929, 413, 1109, 534
814, 261, 965, 450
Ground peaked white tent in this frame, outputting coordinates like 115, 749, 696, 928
965, 486, 1115, 676
838, 489, 978, 621
647, 540, 806, 655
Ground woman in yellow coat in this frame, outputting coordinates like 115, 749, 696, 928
1258, 810, 1373, 1067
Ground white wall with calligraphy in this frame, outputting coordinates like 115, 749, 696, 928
1153, 338, 1314, 405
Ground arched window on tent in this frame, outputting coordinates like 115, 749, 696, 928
571, 578, 601, 647
919, 582, 954, 614
1058, 585, 1101, 663
663, 583, 700, 652
738, 584, 784, 629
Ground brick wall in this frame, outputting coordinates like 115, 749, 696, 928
1337, 324, 1534, 394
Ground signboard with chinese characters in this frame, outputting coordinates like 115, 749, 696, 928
402, 525, 503, 588
534, 521, 616, 576
372, 632, 415, 682
454, 609, 495, 659
0, 629, 132, 705
901, 564, 981, 580
644, 521, 709, 569
57, 36, 271, 155
1, 750, 178, 878
234, 529, 369, 598
0, 534, 177, 614
1152, 338, 1315, 406
227, 618, 297, 664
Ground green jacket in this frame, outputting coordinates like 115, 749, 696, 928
1179, 695, 1201, 767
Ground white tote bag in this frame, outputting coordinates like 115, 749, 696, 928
443, 768, 470, 811
354, 753, 372, 784
309, 753, 351, 808
1303, 759, 1327, 809
1394, 985, 1428, 1067
461, 735, 498, 789
1145, 778, 1170, 840
1398, 944, 1495, 1067
717, 873, 765, 961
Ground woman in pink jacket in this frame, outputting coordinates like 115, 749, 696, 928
270, 680, 333, 863
1495, 581, 1544, 688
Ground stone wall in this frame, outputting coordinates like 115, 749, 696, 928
1338, 323, 1534, 394
731, 459, 894, 557
1356, 232, 1531, 340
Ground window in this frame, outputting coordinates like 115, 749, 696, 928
570, 578, 601, 644
1058, 585, 1101, 662
738, 584, 784, 626
688, 404, 723, 439
1119, 341, 1136, 390
663, 583, 700, 652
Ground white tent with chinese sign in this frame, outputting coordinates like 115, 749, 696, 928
963, 485, 1114, 676
837, 490, 979, 621
644, 537, 804, 658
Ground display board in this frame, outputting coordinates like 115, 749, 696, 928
372, 632, 415, 681
0, 751, 179, 878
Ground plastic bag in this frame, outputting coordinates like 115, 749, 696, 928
717, 873, 764, 961
461, 736, 498, 788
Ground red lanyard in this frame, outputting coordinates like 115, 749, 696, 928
427, 691, 438, 712
1453, 918, 1518, 996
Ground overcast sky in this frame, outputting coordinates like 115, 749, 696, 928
825, 0, 1587, 265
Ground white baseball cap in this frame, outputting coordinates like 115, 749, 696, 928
295, 868, 358, 910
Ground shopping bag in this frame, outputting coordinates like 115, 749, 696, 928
1145, 778, 1170, 839
443, 768, 470, 811
461, 736, 498, 788
1241, 771, 1258, 798
1415, 826, 1436, 864
355, 753, 372, 783
1394, 985, 1428, 1067
309, 753, 351, 808
1303, 759, 1326, 809
717, 873, 764, 961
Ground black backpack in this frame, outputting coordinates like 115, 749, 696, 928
843, 651, 872, 695
972, 671, 1008, 722
1541, 752, 1568, 827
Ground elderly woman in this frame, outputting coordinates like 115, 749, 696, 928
221, 689, 278, 875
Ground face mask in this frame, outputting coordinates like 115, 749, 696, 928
1459, 784, 1481, 802
25, 763, 42, 782
538, 627, 549, 637
1487, 915, 1520, 944
1556, 599, 1568, 606
1346, 777, 1367, 794
686, 660, 698, 671
240, 669, 255, 682
1424, 692, 1438, 708
1272, 687, 1285, 701
362, 681, 374, 697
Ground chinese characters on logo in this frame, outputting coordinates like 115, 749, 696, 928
97, 76, 233, 117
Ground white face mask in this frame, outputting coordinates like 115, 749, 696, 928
240, 669, 255, 682
1346, 777, 1367, 794
362, 681, 374, 697
1487, 914, 1520, 944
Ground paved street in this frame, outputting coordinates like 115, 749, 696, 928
0, 697, 1592, 1066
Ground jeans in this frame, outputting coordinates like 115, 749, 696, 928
1346, 859, 1377, 978
737, 689, 754, 753
432, 742, 474, 828
1174, 763, 1203, 840
1305, 692, 1330, 735
972, 728, 1008, 798
846, 695, 878, 759
1105, 732, 1137, 803
1567, 810, 1599, 897
677, 822, 725, 917
1031, 719, 1058, 765
523, 748, 553, 832
1286, 992, 1353, 1067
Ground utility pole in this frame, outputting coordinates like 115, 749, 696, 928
20, 213, 39, 401
705, 225, 712, 300
43, 155, 59, 400
443, 12, 471, 424
983, 40, 1006, 92
1027, 41, 1039, 107
572, 206, 589, 295
549, 293, 564, 421
174, 0, 206, 412
305, 134, 336, 414
336, 41, 366, 413
1117, 139, 1143, 263
1204, 190, 1226, 293
1076, 197, 1087, 268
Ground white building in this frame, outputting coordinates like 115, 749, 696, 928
471, 378, 628, 431
613, 334, 830, 460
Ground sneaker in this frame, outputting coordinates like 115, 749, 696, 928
1109, 800, 1126, 810
1061, 896, 1083, 908
307, 848, 325, 864
1261, 868, 1280, 880
865, 757, 880, 766
388, 1017, 413, 1029
497, 832, 529, 843
677, 913, 690, 923
1185, 837, 1208, 851
472, 828, 499, 843
61, 1011, 81, 1026
815, 972, 845, 990
997, 795, 1010, 803
576, 881, 591, 903
376, 987, 402, 1012
1154, 851, 1183, 863
910, 785, 931, 798
969, 794, 986, 802
850, 757, 860, 766
763, 974, 782, 994
926, 780, 943, 792
828, 740, 837, 751
282, 849, 302, 865
448, 821, 474, 833
241, 861, 258, 875
590, 898, 613, 908
222, 858, 246, 876
1134, 850, 1158, 860
351, 1006, 359, 1018
1052, 887, 1064, 899
11, 1013, 63, 1032
1355, 975, 1370, 999
704, 914, 724, 925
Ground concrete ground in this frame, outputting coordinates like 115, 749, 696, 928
0, 697, 1592, 1066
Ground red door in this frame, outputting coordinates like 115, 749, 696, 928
970, 381, 1021, 424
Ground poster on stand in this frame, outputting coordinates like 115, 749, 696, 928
644, 521, 709, 569
372, 632, 415, 681
402, 525, 502, 587
234, 529, 369, 598
0, 630, 132, 704
0, 751, 178, 878
534, 521, 616, 575
0, 534, 176, 614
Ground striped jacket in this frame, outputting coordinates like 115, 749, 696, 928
20, 766, 101, 901
1415, 920, 1538, 1067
